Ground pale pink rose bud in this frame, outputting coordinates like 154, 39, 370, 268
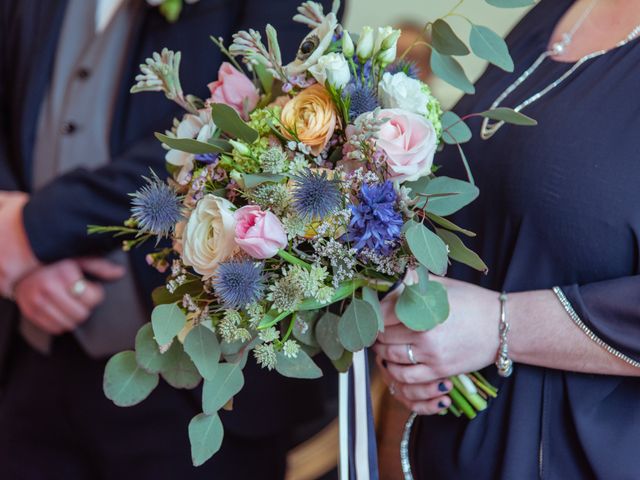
207, 62, 259, 120
234, 205, 288, 259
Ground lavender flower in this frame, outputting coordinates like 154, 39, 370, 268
346, 181, 403, 254
291, 169, 342, 220
130, 174, 182, 238
212, 260, 265, 309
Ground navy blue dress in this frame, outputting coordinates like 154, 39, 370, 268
411, 1, 640, 478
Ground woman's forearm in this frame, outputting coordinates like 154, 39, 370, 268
508, 289, 640, 377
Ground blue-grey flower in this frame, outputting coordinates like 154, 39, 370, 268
387, 59, 421, 80
194, 153, 219, 165
212, 260, 265, 309
291, 169, 342, 220
343, 81, 379, 120
130, 174, 182, 238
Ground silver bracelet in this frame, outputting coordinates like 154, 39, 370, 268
495, 291, 513, 377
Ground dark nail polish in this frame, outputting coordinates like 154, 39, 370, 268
438, 400, 447, 409
381, 360, 388, 368
438, 382, 448, 392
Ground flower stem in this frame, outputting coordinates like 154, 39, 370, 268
448, 386, 476, 419
277, 249, 312, 270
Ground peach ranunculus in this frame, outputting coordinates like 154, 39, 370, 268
207, 62, 259, 120
280, 84, 338, 155
234, 205, 287, 259
375, 108, 438, 183
181, 194, 237, 279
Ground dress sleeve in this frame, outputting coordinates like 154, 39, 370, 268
555, 276, 640, 366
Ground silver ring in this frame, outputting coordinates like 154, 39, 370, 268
70, 279, 87, 297
389, 381, 397, 396
406, 344, 418, 365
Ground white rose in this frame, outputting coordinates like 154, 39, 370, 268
308, 53, 351, 89
182, 194, 237, 279
378, 72, 430, 116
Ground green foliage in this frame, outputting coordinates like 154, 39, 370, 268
189, 413, 224, 467
152, 280, 204, 306
242, 173, 286, 189
479, 107, 537, 126
441, 111, 472, 145
315, 312, 344, 361
432, 19, 470, 56
405, 221, 449, 276
202, 363, 244, 414
469, 24, 514, 72
104, 351, 159, 407
293, 310, 321, 348
362, 286, 383, 332
210, 103, 259, 143
395, 281, 450, 331
155, 133, 231, 154
337, 299, 378, 352
151, 303, 187, 347
436, 228, 488, 273
160, 341, 202, 389
427, 213, 476, 237
184, 325, 221, 380
408, 176, 479, 216
135, 323, 172, 374
430, 50, 475, 94
275, 349, 323, 379
331, 350, 354, 373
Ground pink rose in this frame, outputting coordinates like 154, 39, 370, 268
207, 63, 259, 120
375, 108, 437, 183
234, 205, 287, 259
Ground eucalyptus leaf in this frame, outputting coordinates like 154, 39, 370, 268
155, 133, 231, 154
362, 286, 383, 332
135, 323, 171, 374
395, 281, 450, 331
275, 349, 323, 379
189, 413, 224, 467
152, 280, 204, 306
104, 351, 159, 407
430, 50, 475, 94
160, 341, 202, 389
151, 303, 187, 347
479, 107, 537, 126
432, 19, 470, 56
315, 312, 344, 361
202, 362, 244, 414
436, 228, 488, 273
331, 349, 353, 373
441, 111, 472, 145
405, 221, 449, 276
427, 212, 476, 237
408, 176, 479, 216
485, 0, 534, 7
184, 324, 221, 380
293, 310, 321, 348
469, 24, 514, 72
210, 103, 259, 143
337, 299, 378, 352
243, 173, 286, 189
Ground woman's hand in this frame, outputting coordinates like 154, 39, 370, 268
14, 257, 125, 335
373, 276, 501, 414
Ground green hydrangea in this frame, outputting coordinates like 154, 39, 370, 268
421, 83, 443, 140
248, 106, 282, 136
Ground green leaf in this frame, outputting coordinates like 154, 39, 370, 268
337, 299, 378, 352
362, 286, 383, 332
485, 0, 534, 7
430, 50, 475, 94
405, 221, 449, 276
432, 19, 470, 56
395, 281, 450, 331
160, 341, 202, 389
315, 312, 344, 361
441, 111, 472, 145
184, 325, 221, 380
331, 349, 353, 373
255, 63, 274, 96
155, 133, 231, 154
152, 280, 204, 307
210, 103, 259, 143
427, 213, 476, 237
275, 349, 323, 379
436, 228, 488, 273
159, 0, 182, 22
469, 24, 514, 72
407, 176, 479, 216
293, 311, 321, 348
478, 107, 537, 126
189, 413, 224, 467
151, 303, 187, 347
243, 173, 286, 189
104, 351, 159, 407
202, 363, 244, 414
135, 323, 171, 374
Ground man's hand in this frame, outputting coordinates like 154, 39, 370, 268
0, 192, 39, 297
14, 257, 125, 335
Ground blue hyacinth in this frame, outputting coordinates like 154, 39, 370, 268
130, 174, 182, 238
292, 169, 342, 220
343, 81, 379, 120
194, 153, 219, 165
212, 260, 265, 309
347, 181, 403, 254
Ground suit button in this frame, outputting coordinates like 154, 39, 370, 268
61, 122, 77, 134
77, 67, 91, 80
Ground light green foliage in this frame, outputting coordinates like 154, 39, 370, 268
405, 221, 449, 276
202, 363, 244, 414
395, 280, 450, 331
151, 303, 187, 347
337, 299, 378, 352
184, 325, 221, 380
189, 413, 224, 467
104, 351, 159, 407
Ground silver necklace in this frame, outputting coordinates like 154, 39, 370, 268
480, 0, 640, 139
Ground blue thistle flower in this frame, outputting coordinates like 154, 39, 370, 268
346, 181, 403, 254
194, 153, 219, 165
212, 260, 265, 309
292, 169, 342, 220
130, 174, 182, 238
387, 59, 421, 80
343, 81, 379, 120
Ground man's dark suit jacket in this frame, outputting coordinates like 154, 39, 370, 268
0, 0, 342, 437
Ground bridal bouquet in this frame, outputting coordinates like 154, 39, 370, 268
93, 0, 535, 466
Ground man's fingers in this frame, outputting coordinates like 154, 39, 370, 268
77, 257, 125, 281
76, 281, 105, 309
42, 285, 90, 324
